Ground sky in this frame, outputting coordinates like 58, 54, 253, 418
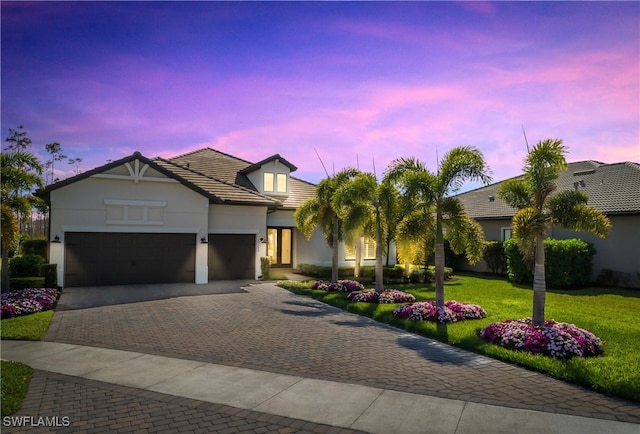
2, 1, 639, 191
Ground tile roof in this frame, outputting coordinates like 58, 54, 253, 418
164, 147, 316, 209
456, 161, 640, 219
38, 148, 317, 210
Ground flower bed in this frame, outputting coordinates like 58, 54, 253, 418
480, 318, 603, 359
311, 280, 364, 292
347, 289, 417, 304
393, 300, 487, 323
1, 288, 59, 319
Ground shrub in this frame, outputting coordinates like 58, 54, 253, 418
19, 239, 48, 259
409, 266, 452, 283
483, 241, 506, 274
544, 239, 595, 288
9, 278, 46, 292
480, 318, 603, 359
41, 264, 58, 287
8, 254, 45, 278
503, 238, 596, 288
393, 300, 487, 323
260, 256, 271, 280
503, 238, 532, 284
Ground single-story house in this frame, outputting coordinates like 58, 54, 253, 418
38, 147, 394, 287
455, 160, 640, 288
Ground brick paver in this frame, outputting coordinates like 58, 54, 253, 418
42, 282, 640, 424
3, 371, 366, 434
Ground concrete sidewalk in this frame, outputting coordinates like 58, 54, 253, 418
2, 340, 638, 434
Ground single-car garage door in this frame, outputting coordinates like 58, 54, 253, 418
208, 234, 255, 280
64, 232, 196, 287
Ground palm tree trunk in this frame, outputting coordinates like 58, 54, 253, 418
532, 234, 546, 327
374, 214, 384, 293
354, 238, 361, 278
1, 247, 10, 293
331, 217, 339, 284
434, 209, 445, 308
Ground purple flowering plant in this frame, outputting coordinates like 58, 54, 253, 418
393, 300, 487, 323
1, 288, 60, 319
347, 289, 417, 304
311, 280, 364, 292
480, 318, 603, 359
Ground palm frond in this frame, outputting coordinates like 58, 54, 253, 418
439, 146, 493, 195
512, 207, 547, 260
497, 178, 533, 209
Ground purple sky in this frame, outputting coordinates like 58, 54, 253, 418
2, 1, 638, 190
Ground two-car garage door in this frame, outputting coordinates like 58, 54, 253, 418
64, 233, 196, 287
64, 232, 256, 287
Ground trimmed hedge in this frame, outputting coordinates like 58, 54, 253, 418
260, 256, 271, 280
19, 239, 48, 259
297, 264, 406, 281
8, 254, 45, 278
483, 241, 506, 275
8, 278, 46, 292
503, 238, 596, 288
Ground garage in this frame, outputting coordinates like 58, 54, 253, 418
208, 234, 255, 280
64, 232, 196, 287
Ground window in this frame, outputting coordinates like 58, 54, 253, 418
501, 227, 512, 241
276, 173, 287, 193
264, 172, 287, 193
345, 237, 376, 260
264, 173, 274, 192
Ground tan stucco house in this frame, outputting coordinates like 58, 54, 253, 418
39, 148, 393, 287
454, 161, 640, 288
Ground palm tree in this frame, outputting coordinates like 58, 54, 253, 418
294, 168, 358, 283
333, 171, 400, 293
1, 150, 44, 292
385, 146, 492, 307
497, 138, 610, 326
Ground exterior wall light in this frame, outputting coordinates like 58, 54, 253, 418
51, 235, 61, 243
200, 237, 208, 244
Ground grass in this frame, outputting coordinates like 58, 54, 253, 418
278, 273, 640, 402
1, 309, 55, 416
1, 310, 55, 340
0, 361, 34, 417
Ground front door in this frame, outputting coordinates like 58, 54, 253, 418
267, 227, 292, 268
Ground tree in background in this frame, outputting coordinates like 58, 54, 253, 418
45, 142, 67, 184
385, 146, 492, 307
1, 128, 44, 292
294, 168, 359, 283
497, 138, 610, 326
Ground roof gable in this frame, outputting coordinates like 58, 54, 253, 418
238, 154, 297, 175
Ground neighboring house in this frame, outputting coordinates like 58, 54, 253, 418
38, 148, 392, 287
455, 161, 640, 288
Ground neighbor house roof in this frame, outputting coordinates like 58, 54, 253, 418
37, 148, 316, 210
456, 161, 640, 219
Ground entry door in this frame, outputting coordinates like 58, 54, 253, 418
267, 227, 292, 268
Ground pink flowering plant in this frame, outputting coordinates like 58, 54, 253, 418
480, 318, 603, 359
393, 300, 487, 323
347, 289, 417, 304
312, 280, 364, 292
1, 288, 60, 319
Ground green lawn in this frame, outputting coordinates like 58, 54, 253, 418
279, 273, 640, 402
1, 310, 55, 416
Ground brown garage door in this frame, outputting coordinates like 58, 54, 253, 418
64, 232, 196, 287
208, 234, 255, 280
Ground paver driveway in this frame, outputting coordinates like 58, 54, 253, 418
44, 282, 640, 423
